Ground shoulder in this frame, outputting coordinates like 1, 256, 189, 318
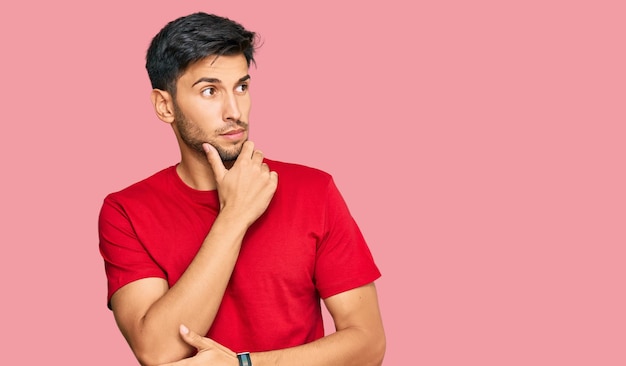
265, 158, 332, 187
103, 166, 176, 206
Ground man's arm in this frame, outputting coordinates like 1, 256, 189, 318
161, 283, 386, 366
253, 283, 386, 366
110, 141, 278, 366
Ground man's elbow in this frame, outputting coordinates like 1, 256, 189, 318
132, 343, 192, 366
370, 331, 386, 366
357, 325, 386, 366
134, 350, 173, 366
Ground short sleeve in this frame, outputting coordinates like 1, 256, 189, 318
98, 195, 166, 308
314, 178, 381, 299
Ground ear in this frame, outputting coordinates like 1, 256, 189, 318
150, 89, 175, 124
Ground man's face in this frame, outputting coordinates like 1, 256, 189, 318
173, 53, 251, 162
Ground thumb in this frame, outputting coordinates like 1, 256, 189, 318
179, 324, 207, 350
202, 143, 227, 181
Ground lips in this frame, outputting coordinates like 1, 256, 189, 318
220, 128, 246, 140
221, 129, 245, 136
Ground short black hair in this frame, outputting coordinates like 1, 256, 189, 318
146, 12, 258, 95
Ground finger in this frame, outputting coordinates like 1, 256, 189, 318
179, 324, 208, 350
179, 325, 237, 357
203, 143, 227, 181
236, 140, 255, 162
252, 149, 264, 165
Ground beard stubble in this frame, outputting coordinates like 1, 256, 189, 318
173, 103, 248, 162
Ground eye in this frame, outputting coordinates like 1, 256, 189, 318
201, 87, 216, 96
235, 84, 248, 93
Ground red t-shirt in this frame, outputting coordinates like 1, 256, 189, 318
99, 159, 380, 352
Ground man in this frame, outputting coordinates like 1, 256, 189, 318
99, 12, 385, 366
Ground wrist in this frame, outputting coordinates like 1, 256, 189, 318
217, 206, 256, 230
249, 352, 270, 366
213, 209, 252, 233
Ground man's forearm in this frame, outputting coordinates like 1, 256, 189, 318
251, 324, 386, 366
251, 283, 385, 366
157, 284, 385, 366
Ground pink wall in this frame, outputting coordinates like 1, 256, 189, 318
1, 1, 624, 365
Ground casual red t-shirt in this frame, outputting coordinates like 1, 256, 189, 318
99, 159, 381, 352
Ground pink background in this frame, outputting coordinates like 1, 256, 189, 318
1, 0, 624, 365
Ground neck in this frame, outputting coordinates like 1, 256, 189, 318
176, 147, 218, 191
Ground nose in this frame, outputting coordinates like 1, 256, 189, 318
223, 92, 241, 122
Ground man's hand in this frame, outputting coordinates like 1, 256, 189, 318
204, 141, 278, 227
158, 325, 238, 366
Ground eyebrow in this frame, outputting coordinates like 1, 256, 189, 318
192, 74, 251, 87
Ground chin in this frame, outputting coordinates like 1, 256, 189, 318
217, 144, 244, 162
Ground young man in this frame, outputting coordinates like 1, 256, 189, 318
99, 12, 385, 366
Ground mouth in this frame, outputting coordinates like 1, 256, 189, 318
220, 128, 246, 141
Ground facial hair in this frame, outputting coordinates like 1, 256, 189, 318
173, 102, 248, 162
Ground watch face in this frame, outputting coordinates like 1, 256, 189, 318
237, 352, 251, 366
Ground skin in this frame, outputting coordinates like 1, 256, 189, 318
111, 54, 385, 366
161, 283, 386, 366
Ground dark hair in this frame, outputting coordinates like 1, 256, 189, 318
146, 12, 258, 94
